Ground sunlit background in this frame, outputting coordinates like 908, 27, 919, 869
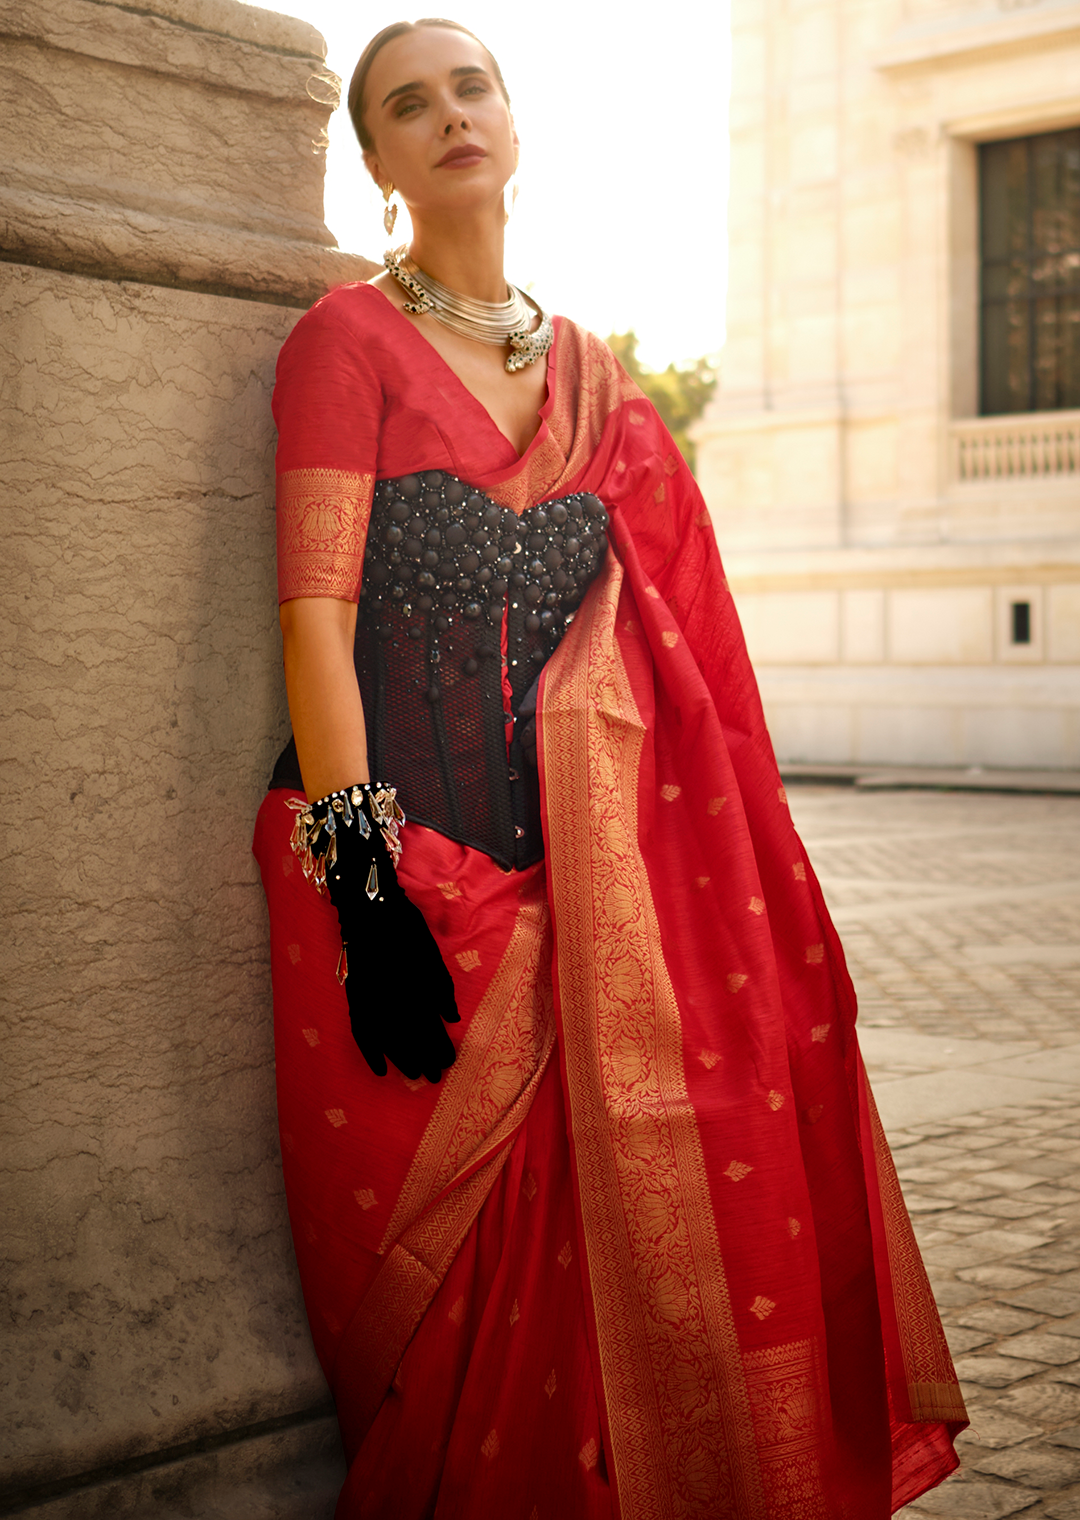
284, 0, 731, 370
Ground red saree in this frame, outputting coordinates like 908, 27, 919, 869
254, 283, 965, 1518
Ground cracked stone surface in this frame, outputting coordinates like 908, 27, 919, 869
1, 3, 364, 1510
1, 258, 340, 1500
786, 785, 1080, 1520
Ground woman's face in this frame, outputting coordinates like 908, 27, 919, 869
361, 28, 516, 222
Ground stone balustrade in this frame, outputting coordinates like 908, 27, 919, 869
952, 411, 1080, 483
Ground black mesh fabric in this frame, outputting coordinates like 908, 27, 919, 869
269, 470, 609, 871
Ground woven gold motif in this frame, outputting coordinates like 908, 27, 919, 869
541, 558, 767, 1518
743, 1339, 831, 1520
277, 467, 373, 601
865, 1081, 968, 1422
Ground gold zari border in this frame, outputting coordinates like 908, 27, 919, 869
541, 557, 767, 1519
277, 466, 374, 602
866, 1081, 967, 1422
333, 898, 555, 1450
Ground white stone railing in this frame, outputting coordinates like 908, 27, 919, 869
951, 410, 1080, 482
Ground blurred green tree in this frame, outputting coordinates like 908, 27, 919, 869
605, 331, 718, 475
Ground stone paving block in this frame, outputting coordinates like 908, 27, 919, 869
898, 1144, 960, 1165
1047, 1367, 1080, 1388
997, 1336, 1080, 1366
970, 1150, 1047, 1169
905, 1477, 1041, 1517
1047, 1429, 1080, 1449
930, 1180, 1026, 1203
977, 1199, 1053, 1219
1003, 1288, 1080, 1317
951, 1215, 1018, 1235
1012, 1253, 1080, 1275
903, 1166, 969, 1185
978, 1172, 1048, 1192
963, 1231, 1056, 1257
918, 1229, 966, 1250
959, 1408, 1041, 1448
960, 1267, 1045, 1290
948, 1326, 997, 1354
952, 1355, 1046, 1387
1051, 1275, 1080, 1294
1044, 1492, 1080, 1520
908, 1195, 958, 1214
996, 1383, 1080, 1425
940, 1152, 1003, 1172
935, 1280, 993, 1308
973, 1445, 1080, 1486
954, 1306, 1045, 1336
1026, 1159, 1080, 1180
926, 1243, 1005, 1270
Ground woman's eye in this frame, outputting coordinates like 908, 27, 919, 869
395, 99, 423, 117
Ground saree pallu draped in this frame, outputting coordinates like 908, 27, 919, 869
255, 284, 965, 1519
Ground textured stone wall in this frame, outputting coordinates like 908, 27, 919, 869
0, 0, 376, 1512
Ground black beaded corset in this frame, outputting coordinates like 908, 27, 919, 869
354, 470, 609, 869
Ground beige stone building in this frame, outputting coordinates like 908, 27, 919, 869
695, 0, 1080, 769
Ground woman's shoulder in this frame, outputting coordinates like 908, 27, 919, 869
286, 280, 393, 343
277, 282, 402, 390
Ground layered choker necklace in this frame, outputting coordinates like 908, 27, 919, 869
384, 246, 553, 374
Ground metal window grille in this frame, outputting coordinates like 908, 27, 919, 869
979, 128, 1080, 416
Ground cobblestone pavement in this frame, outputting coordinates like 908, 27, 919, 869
788, 784, 1080, 1520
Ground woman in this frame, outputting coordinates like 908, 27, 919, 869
253, 19, 966, 1517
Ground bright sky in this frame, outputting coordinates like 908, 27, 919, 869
282, 0, 731, 370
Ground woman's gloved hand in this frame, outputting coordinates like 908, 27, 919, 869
289, 783, 459, 1083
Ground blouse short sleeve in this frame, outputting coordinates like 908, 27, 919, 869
272, 289, 382, 603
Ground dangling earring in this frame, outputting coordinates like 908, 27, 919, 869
382, 182, 398, 238
503, 178, 519, 226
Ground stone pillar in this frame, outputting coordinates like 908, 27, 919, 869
0, 2, 376, 1513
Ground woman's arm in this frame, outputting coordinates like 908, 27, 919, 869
280, 596, 369, 800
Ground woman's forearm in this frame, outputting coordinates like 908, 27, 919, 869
280, 596, 369, 800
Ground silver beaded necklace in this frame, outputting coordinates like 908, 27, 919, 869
384, 246, 554, 374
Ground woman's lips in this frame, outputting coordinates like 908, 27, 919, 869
435, 145, 487, 168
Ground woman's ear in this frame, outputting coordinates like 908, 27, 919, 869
362, 149, 385, 191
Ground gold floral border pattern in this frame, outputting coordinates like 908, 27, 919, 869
541, 557, 767, 1519
276, 466, 374, 602
331, 898, 556, 1454
743, 1339, 831, 1520
865, 1079, 967, 1422
379, 897, 554, 1253
484, 325, 644, 515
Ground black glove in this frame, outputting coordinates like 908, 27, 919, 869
290, 783, 459, 1083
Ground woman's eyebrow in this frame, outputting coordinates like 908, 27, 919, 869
381, 80, 422, 107
381, 65, 489, 108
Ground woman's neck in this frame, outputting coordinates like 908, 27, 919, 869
409, 208, 508, 304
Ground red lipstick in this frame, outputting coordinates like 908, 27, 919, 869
435, 144, 487, 168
